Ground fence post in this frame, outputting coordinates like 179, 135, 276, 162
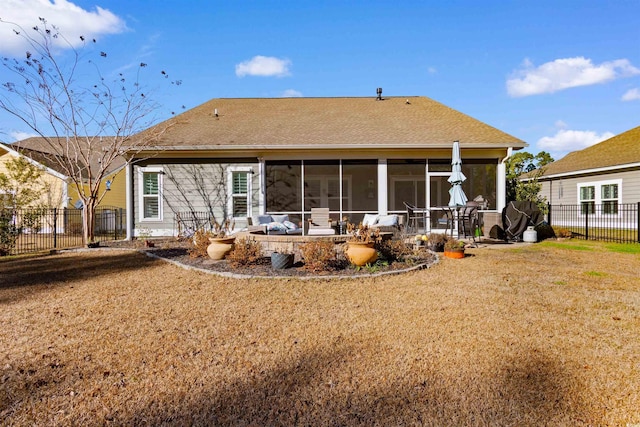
637, 202, 640, 243
53, 208, 58, 249
547, 202, 552, 225
584, 206, 589, 240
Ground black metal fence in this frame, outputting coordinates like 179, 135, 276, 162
0, 206, 126, 256
548, 202, 640, 244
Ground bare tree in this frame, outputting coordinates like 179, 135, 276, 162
0, 17, 178, 245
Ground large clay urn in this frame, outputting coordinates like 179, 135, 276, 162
207, 237, 236, 260
345, 241, 377, 266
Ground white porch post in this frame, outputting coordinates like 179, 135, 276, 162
496, 148, 512, 212
125, 162, 133, 240
378, 159, 388, 215
258, 157, 265, 215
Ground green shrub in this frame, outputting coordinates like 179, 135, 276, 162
0, 210, 21, 256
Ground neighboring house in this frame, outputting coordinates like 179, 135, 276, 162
10, 137, 127, 210
125, 94, 526, 237
0, 142, 68, 209
534, 125, 640, 213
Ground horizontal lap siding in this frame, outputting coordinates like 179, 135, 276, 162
133, 162, 259, 236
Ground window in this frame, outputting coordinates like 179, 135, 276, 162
228, 168, 252, 218
580, 186, 595, 215
138, 168, 162, 221
578, 179, 621, 216
601, 183, 618, 214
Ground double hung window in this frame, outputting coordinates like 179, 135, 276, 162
139, 168, 163, 221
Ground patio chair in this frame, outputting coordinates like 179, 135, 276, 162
457, 202, 479, 242
307, 208, 336, 235
404, 202, 428, 235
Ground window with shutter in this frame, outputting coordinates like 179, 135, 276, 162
139, 168, 163, 221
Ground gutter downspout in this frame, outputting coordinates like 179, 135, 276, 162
496, 147, 512, 212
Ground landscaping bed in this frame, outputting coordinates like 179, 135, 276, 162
104, 238, 438, 278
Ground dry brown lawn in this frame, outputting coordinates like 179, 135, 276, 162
1, 241, 639, 426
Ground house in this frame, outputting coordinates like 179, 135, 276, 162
0, 142, 69, 209
9, 137, 128, 210
124, 93, 526, 238
535, 125, 640, 210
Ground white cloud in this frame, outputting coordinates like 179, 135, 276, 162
621, 88, 640, 101
507, 57, 640, 97
0, 0, 127, 56
281, 89, 302, 97
9, 130, 37, 141
235, 55, 292, 78
537, 129, 614, 156
427, 67, 437, 74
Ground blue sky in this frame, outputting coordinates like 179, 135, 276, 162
1, 0, 639, 160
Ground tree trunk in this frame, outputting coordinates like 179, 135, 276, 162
83, 199, 97, 246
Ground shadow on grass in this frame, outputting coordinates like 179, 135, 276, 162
0, 250, 157, 303
116, 345, 596, 426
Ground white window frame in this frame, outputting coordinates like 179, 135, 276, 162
138, 167, 163, 222
577, 179, 622, 217
227, 167, 253, 219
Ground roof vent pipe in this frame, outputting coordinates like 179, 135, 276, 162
376, 87, 382, 101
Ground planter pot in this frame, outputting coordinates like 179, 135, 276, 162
444, 249, 465, 259
345, 241, 378, 266
207, 237, 236, 260
271, 252, 294, 269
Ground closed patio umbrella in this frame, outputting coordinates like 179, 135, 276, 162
448, 140, 468, 207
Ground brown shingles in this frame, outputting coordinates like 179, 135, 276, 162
138, 96, 525, 149
540, 125, 640, 177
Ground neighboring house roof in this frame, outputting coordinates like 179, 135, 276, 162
10, 137, 126, 178
136, 96, 526, 151
537, 125, 640, 179
0, 142, 68, 181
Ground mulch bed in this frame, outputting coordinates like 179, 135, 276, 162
103, 238, 438, 278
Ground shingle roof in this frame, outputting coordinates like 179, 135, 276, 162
138, 96, 525, 150
539, 125, 640, 178
10, 137, 126, 177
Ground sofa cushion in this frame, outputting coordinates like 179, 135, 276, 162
282, 220, 298, 230
267, 221, 287, 232
362, 214, 379, 226
257, 215, 273, 225
376, 214, 398, 227
271, 214, 289, 224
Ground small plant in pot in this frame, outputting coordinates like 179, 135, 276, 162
344, 223, 381, 266
426, 233, 447, 252
443, 237, 466, 259
206, 219, 236, 260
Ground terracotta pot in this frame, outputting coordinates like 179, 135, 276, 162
345, 241, 377, 266
207, 237, 236, 260
443, 249, 465, 259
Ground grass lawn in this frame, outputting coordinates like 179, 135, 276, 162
1, 241, 639, 425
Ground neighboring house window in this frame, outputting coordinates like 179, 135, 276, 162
139, 168, 163, 221
578, 179, 621, 216
601, 183, 618, 214
228, 167, 252, 218
579, 186, 595, 215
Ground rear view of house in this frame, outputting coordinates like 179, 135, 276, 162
124, 92, 526, 238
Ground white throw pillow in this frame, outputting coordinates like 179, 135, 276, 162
362, 214, 379, 226
271, 214, 289, 224
376, 214, 398, 227
282, 220, 298, 230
